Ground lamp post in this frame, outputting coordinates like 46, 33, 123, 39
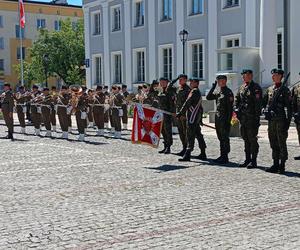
43, 54, 49, 87
179, 29, 189, 74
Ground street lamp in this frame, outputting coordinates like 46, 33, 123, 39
179, 29, 189, 74
43, 54, 49, 87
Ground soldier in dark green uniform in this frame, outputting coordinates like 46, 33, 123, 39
264, 69, 292, 174
157, 77, 177, 154
175, 74, 191, 156
0, 83, 14, 140
235, 69, 262, 168
121, 85, 129, 130
292, 76, 300, 160
177, 78, 206, 161
143, 80, 159, 108
207, 75, 234, 164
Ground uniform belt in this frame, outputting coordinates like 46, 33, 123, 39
40, 104, 51, 109
56, 104, 69, 108
16, 103, 26, 106
111, 106, 122, 109
93, 104, 105, 107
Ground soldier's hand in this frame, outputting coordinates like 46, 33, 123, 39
212, 81, 217, 88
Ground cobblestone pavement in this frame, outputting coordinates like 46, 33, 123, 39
0, 116, 299, 250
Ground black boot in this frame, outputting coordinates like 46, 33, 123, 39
179, 149, 191, 162
164, 147, 171, 154
294, 156, 300, 160
175, 148, 186, 157
214, 154, 229, 164
266, 159, 279, 173
247, 154, 257, 169
278, 160, 286, 175
197, 150, 207, 160
9, 132, 14, 141
239, 153, 251, 167
158, 144, 167, 154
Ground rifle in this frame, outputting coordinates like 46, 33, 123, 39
264, 72, 290, 120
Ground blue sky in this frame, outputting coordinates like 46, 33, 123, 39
34, 0, 82, 6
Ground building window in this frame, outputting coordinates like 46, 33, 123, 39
191, 43, 204, 79
111, 6, 121, 32
135, 0, 145, 27
190, 0, 204, 15
159, 46, 173, 80
37, 19, 46, 29
0, 16, 3, 28
161, 0, 172, 21
221, 35, 241, 71
112, 52, 122, 84
93, 55, 103, 85
133, 49, 146, 83
92, 12, 101, 35
17, 47, 26, 60
0, 59, 4, 71
277, 32, 283, 70
54, 20, 61, 31
0, 38, 4, 50
223, 0, 239, 9
15, 25, 25, 39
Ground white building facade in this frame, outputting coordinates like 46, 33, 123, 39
82, 0, 300, 92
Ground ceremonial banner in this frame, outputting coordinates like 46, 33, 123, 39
131, 104, 163, 148
19, 0, 25, 28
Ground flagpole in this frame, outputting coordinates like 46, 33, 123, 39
18, 0, 24, 86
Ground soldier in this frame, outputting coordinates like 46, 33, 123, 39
40, 88, 53, 137
109, 85, 124, 138
103, 85, 110, 129
264, 69, 292, 174
235, 69, 262, 168
56, 86, 72, 139
50, 86, 57, 132
30, 85, 42, 136
157, 77, 177, 154
175, 74, 191, 156
0, 83, 14, 140
177, 78, 207, 161
87, 89, 94, 128
75, 89, 89, 141
206, 75, 234, 164
121, 84, 129, 130
143, 80, 159, 108
93, 85, 106, 136
292, 78, 300, 160
14, 86, 30, 134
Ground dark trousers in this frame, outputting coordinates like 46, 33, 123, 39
16, 105, 26, 128
57, 107, 69, 132
2, 110, 14, 134
177, 116, 187, 148
240, 124, 259, 155
111, 109, 121, 132
93, 106, 104, 130
42, 107, 52, 131
296, 123, 300, 146
122, 104, 128, 124
75, 111, 87, 134
104, 110, 109, 123
268, 120, 289, 161
31, 106, 41, 129
88, 106, 94, 123
215, 117, 231, 155
162, 114, 173, 147
187, 122, 206, 152
51, 110, 56, 126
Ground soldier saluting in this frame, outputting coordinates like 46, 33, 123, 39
0, 83, 14, 140
264, 69, 292, 174
206, 75, 234, 164
234, 69, 262, 168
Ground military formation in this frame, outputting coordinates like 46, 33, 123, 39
1, 68, 300, 174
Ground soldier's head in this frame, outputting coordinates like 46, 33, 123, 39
271, 68, 284, 84
189, 78, 200, 89
122, 84, 127, 91
32, 85, 39, 92
43, 87, 50, 95
61, 85, 68, 94
178, 74, 188, 86
3, 83, 11, 91
111, 85, 118, 94
241, 69, 253, 84
96, 85, 103, 92
151, 80, 159, 91
51, 86, 57, 92
216, 75, 227, 88
159, 77, 169, 88
19, 85, 25, 92
88, 89, 93, 96
142, 84, 149, 93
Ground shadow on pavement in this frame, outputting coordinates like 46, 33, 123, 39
145, 164, 199, 173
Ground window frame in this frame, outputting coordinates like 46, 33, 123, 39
220, 33, 241, 71
91, 10, 101, 36
0, 37, 4, 50
17, 47, 26, 60
15, 25, 25, 39
158, 44, 174, 80
0, 59, 4, 71
159, 0, 173, 23
187, 39, 205, 81
188, 0, 204, 17
221, 0, 241, 11
0, 16, 3, 28
133, 48, 146, 83
111, 51, 123, 84
133, 0, 145, 28
37, 18, 46, 29
92, 53, 104, 86
110, 5, 122, 33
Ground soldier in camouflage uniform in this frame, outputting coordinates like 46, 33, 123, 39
235, 69, 262, 169
292, 79, 300, 160
157, 77, 177, 154
264, 69, 292, 174
206, 75, 234, 164
177, 78, 206, 162
175, 74, 191, 156
0, 83, 14, 140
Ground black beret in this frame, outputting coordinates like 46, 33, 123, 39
19, 86, 25, 89
32, 85, 38, 89
189, 77, 200, 82
216, 75, 227, 80
271, 68, 284, 75
61, 86, 68, 90
43, 87, 49, 91
241, 69, 253, 75
96, 85, 103, 91
51, 86, 57, 90
159, 77, 169, 81
104, 85, 108, 89
152, 80, 159, 85
178, 74, 188, 79
4, 83, 11, 87
122, 84, 127, 89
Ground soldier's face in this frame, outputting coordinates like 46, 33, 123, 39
218, 79, 227, 87
160, 80, 168, 88
190, 81, 199, 88
242, 73, 253, 83
4, 86, 10, 91
272, 74, 283, 83
43, 91, 49, 95
179, 77, 187, 86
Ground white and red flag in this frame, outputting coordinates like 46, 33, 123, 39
19, 0, 25, 28
131, 104, 164, 148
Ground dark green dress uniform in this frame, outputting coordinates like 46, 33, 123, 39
40, 94, 53, 133
264, 84, 292, 173
143, 89, 159, 108
110, 92, 124, 134
14, 91, 29, 130
177, 87, 207, 161
292, 84, 300, 160
207, 82, 234, 163
56, 92, 72, 134
75, 93, 88, 137
235, 81, 262, 168
157, 83, 176, 154
30, 91, 42, 133
122, 90, 129, 129
1, 89, 14, 139
93, 91, 106, 133
176, 84, 191, 155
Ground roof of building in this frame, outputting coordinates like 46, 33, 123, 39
3, 0, 82, 9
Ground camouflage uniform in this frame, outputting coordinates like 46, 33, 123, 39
207, 83, 234, 162
235, 81, 262, 167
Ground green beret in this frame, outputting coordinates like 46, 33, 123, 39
271, 68, 284, 75
189, 77, 200, 82
241, 69, 253, 75
159, 77, 169, 81
216, 75, 227, 80
178, 74, 188, 79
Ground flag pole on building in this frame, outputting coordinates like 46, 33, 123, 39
18, 0, 25, 86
